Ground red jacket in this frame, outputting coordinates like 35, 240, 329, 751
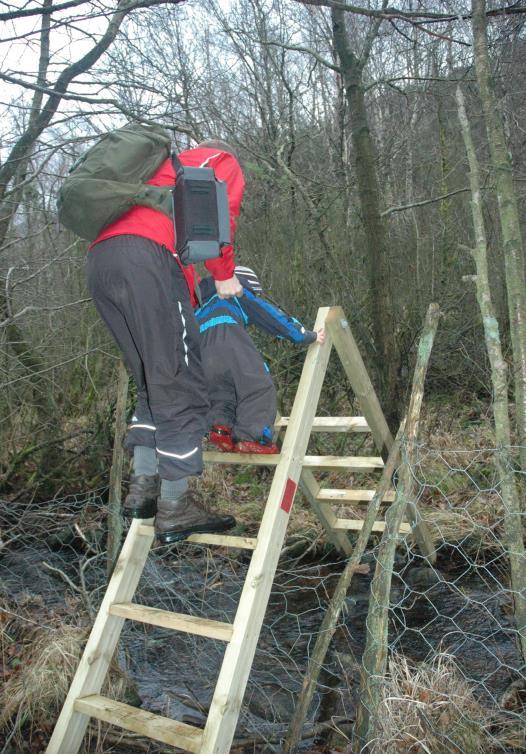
92, 147, 245, 305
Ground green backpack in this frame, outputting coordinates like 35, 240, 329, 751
57, 123, 173, 241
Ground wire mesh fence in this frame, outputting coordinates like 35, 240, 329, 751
354, 440, 526, 754
0, 443, 525, 753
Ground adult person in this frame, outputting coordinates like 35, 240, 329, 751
86, 139, 244, 544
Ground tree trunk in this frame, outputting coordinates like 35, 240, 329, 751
0, 0, 60, 429
457, 85, 526, 662
331, 7, 400, 430
472, 0, 526, 472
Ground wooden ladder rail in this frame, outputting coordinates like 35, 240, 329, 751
325, 307, 435, 562
46, 518, 155, 752
198, 306, 332, 753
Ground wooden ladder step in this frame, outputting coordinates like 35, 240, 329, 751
188, 533, 257, 549
275, 416, 370, 432
317, 488, 396, 503
332, 518, 411, 534
109, 603, 233, 641
74, 695, 203, 752
204, 452, 384, 471
137, 526, 257, 549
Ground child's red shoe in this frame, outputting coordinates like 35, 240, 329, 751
209, 425, 234, 452
234, 440, 279, 455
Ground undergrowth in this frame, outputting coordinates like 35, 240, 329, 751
370, 654, 526, 754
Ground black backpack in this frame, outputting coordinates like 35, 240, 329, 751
172, 154, 230, 264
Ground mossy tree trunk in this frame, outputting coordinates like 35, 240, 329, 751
457, 85, 526, 663
472, 0, 526, 472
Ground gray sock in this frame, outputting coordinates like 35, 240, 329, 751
133, 445, 157, 476
160, 477, 188, 501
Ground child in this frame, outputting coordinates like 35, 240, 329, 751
195, 265, 325, 454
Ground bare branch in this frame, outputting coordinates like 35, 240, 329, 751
237, 34, 340, 72
381, 187, 476, 216
5, 243, 78, 289
0, 298, 92, 328
41, 561, 82, 593
361, 0, 388, 64
0, 348, 109, 389
0, 0, 188, 194
0, 0, 91, 22
293, 0, 526, 24
0, 72, 130, 105
409, 19, 471, 46
0, 71, 195, 135
1, 146, 61, 200
364, 75, 477, 92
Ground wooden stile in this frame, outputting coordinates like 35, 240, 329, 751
47, 306, 432, 754
135, 527, 257, 550
326, 308, 393, 459
299, 469, 354, 556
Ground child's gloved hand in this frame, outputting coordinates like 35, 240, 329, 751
316, 328, 326, 344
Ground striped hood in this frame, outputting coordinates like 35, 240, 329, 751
234, 266, 262, 293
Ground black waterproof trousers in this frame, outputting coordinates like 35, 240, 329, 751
87, 236, 209, 480
200, 324, 277, 441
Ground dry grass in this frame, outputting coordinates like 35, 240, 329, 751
421, 494, 505, 551
0, 604, 137, 746
1, 624, 88, 732
418, 396, 515, 451
371, 654, 488, 753
370, 654, 525, 754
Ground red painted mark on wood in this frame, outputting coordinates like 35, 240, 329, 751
280, 478, 297, 513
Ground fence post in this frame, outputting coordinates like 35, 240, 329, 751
106, 360, 129, 577
353, 303, 440, 751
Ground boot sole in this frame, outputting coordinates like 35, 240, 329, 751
234, 446, 279, 455
156, 516, 236, 545
123, 500, 157, 519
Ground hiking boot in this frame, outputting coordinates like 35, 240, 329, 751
155, 492, 236, 544
208, 424, 234, 452
123, 474, 160, 518
234, 440, 279, 455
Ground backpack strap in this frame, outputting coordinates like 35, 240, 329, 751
192, 266, 203, 307
172, 152, 184, 179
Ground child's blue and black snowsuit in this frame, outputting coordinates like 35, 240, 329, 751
195, 276, 317, 443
